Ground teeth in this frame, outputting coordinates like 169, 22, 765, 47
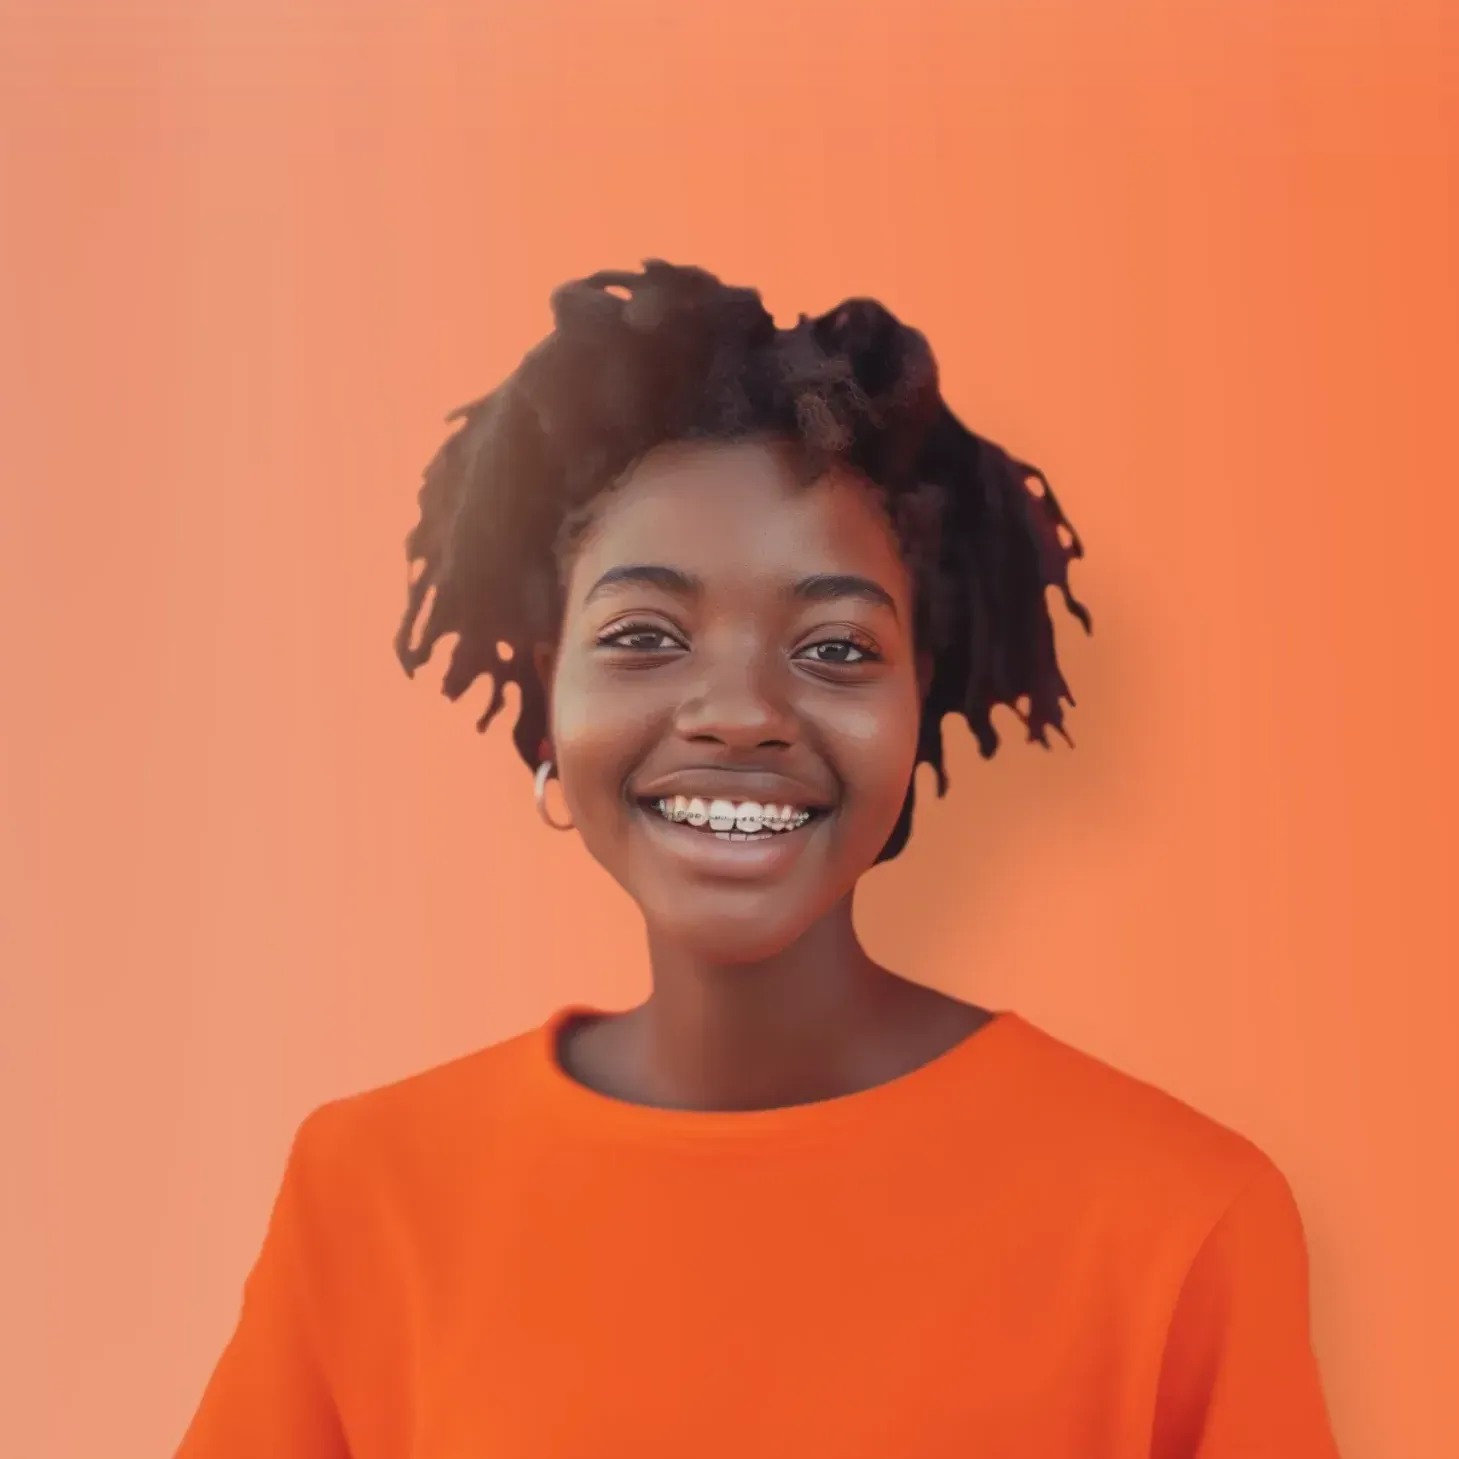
651, 797, 814, 833
734, 802, 764, 833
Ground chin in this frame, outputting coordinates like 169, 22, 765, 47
647, 900, 823, 968
641, 875, 852, 968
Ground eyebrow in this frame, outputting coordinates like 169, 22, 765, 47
583, 564, 700, 604
582, 565, 900, 619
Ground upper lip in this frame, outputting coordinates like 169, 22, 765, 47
632, 769, 833, 809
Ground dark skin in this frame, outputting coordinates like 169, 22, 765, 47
534, 437, 992, 1114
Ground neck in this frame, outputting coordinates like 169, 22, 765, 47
604, 896, 953, 1112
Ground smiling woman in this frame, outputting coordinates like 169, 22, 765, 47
539, 438, 941, 967
173, 262, 1341, 1458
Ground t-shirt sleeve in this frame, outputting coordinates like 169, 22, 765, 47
1151, 1158, 1342, 1459
173, 1113, 351, 1459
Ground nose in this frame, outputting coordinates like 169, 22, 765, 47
671, 639, 797, 749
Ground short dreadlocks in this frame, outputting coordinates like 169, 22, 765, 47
396, 260, 1091, 862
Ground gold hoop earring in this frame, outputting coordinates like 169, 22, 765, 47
533, 759, 574, 831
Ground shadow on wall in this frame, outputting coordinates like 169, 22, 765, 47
857, 557, 1142, 1008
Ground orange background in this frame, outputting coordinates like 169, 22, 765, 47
1, 1, 1455, 1455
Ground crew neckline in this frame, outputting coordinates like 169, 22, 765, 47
526, 1002, 1028, 1143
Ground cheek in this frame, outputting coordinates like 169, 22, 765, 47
820, 676, 924, 797
549, 663, 659, 795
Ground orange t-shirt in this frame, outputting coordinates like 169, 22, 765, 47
175, 1008, 1341, 1457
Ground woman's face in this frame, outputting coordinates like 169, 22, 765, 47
539, 438, 928, 964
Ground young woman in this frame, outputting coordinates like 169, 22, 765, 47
177, 261, 1341, 1457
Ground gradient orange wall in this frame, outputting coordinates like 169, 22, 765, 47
2, 2, 1455, 1455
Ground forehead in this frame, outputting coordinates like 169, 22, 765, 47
571, 438, 906, 586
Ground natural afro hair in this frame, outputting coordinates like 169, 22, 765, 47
396, 259, 1091, 862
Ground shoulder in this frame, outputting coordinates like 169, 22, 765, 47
282, 1018, 546, 1219
984, 1023, 1335, 1450
235, 1026, 553, 1406
993, 1015, 1292, 1233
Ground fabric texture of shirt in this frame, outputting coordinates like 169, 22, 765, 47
175, 1007, 1342, 1457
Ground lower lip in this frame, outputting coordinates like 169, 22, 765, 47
633, 806, 825, 880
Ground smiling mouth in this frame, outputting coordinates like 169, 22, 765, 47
636, 797, 827, 842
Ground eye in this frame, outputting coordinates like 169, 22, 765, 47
596, 620, 685, 653
796, 635, 882, 667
